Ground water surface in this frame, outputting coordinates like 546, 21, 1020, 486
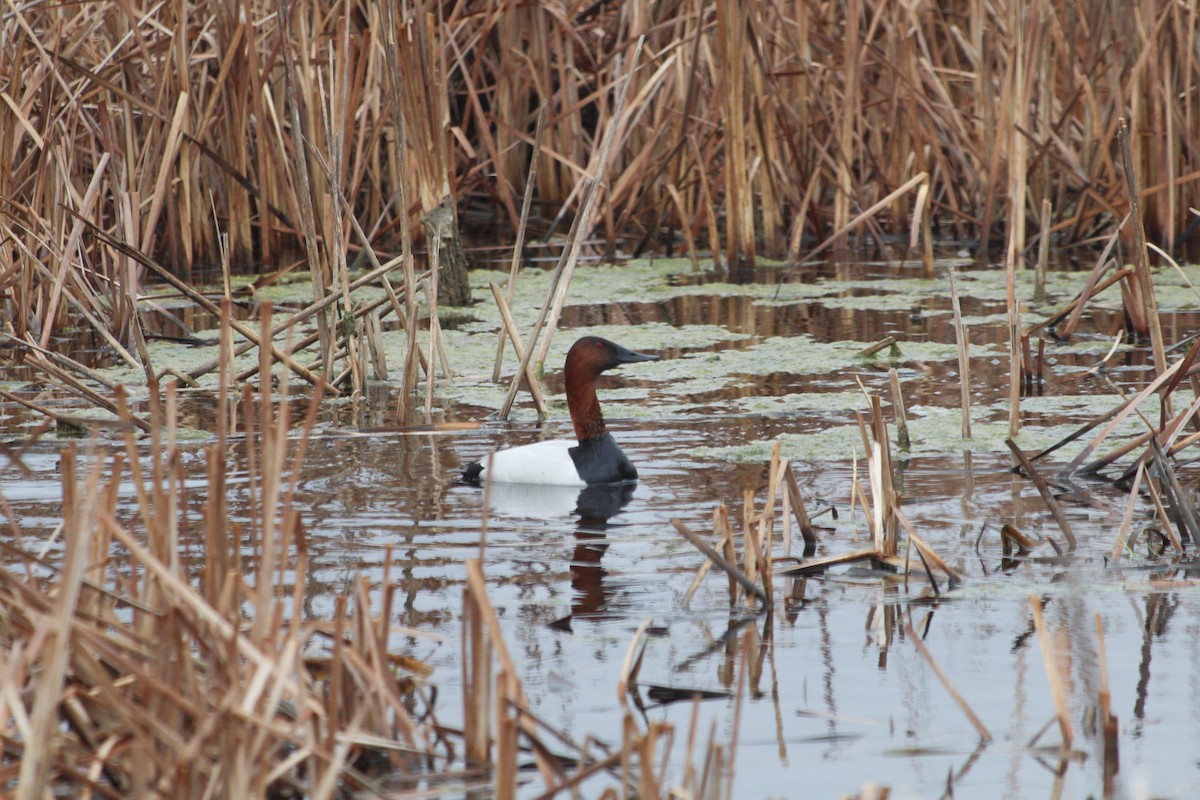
4, 255, 1200, 798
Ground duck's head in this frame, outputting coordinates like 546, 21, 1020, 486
565, 336, 659, 378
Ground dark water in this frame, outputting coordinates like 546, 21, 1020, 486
4, 256, 1200, 798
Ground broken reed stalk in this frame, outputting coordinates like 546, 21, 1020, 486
1062, 357, 1185, 476
859, 336, 896, 357
1034, 198, 1051, 303
1142, 469, 1185, 553
321, 34, 366, 397
425, 233, 442, 421
776, 547, 886, 577
1029, 596, 1074, 749
492, 100, 549, 383
717, 503, 739, 605
1005, 438, 1077, 552
789, 172, 929, 270
888, 368, 910, 450
1060, 231, 1130, 343
902, 623, 991, 743
15, 445, 92, 799
533, 38, 645, 363
1092, 380, 1200, 479
1111, 463, 1148, 560
782, 463, 817, 549
68, 211, 335, 395
463, 557, 733, 798
1118, 118, 1168, 386
717, 0, 753, 267
948, 267, 972, 439
862, 396, 898, 557
672, 519, 769, 606
894, 509, 961, 586
488, 283, 549, 417
183, 257, 414, 381
378, 0, 421, 420
1148, 438, 1200, 547
1007, 291, 1021, 439
15, 0, 1200, 394
463, 560, 559, 786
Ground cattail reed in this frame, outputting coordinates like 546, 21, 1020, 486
10, 0, 1200, 359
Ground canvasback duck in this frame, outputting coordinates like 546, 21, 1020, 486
464, 336, 659, 486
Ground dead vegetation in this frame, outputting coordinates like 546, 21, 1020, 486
6, 0, 1200, 349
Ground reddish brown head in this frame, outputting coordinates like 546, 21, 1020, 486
563, 336, 658, 442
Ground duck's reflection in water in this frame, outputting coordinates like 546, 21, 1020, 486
484, 482, 636, 632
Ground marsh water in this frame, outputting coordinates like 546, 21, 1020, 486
5, 253, 1200, 798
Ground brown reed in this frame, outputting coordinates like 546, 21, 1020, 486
9, 0, 1200, 384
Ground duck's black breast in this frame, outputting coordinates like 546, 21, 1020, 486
569, 433, 638, 484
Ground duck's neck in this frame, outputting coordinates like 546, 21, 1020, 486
566, 372, 606, 442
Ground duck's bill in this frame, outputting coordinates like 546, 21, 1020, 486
614, 344, 660, 364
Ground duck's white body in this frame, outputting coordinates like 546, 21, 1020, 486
479, 440, 587, 486
466, 432, 639, 486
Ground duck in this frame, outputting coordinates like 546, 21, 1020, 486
463, 336, 659, 486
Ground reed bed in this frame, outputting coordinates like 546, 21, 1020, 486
6, 0, 1200, 362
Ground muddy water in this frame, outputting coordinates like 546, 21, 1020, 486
5, 255, 1200, 798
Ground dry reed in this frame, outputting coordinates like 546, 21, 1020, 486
8, 0, 1200, 389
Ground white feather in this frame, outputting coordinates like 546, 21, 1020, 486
480, 440, 586, 486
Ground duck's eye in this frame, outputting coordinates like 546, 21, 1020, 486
595, 341, 602, 349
